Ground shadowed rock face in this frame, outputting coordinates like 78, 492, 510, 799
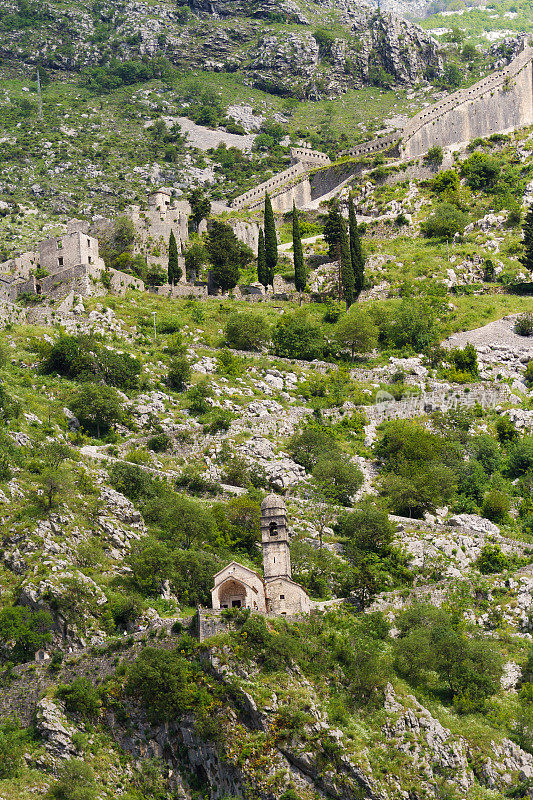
0, 0, 443, 99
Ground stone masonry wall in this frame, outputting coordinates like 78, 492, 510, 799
402, 45, 533, 158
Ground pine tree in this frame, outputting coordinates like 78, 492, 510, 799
521, 204, 533, 273
292, 203, 306, 298
264, 193, 277, 287
339, 223, 354, 309
257, 228, 268, 290
323, 200, 344, 261
168, 230, 182, 284
348, 195, 365, 297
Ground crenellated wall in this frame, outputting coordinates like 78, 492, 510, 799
401, 45, 533, 159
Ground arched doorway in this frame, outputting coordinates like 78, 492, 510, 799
218, 579, 247, 609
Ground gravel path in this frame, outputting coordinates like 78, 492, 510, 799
444, 314, 533, 356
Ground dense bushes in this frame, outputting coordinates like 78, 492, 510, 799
224, 312, 270, 351
0, 606, 52, 663
56, 678, 101, 719
125, 647, 212, 719
376, 420, 459, 517
69, 384, 124, 437
272, 312, 324, 360
0, 719, 28, 779
41, 335, 141, 390
420, 203, 469, 239
393, 603, 503, 712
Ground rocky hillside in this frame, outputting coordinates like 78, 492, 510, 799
0, 0, 443, 98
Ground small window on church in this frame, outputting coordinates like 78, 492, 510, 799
269, 521, 277, 536
280, 594, 285, 599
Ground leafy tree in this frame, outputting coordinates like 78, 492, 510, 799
438, 62, 462, 89
496, 415, 518, 443
49, 759, 98, 800
482, 488, 510, 522
313, 456, 363, 506
420, 203, 469, 238
109, 462, 158, 501
333, 309, 378, 360
143, 492, 217, 549
272, 312, 324, 360
339, 222, 354, 308
292, 203, 306, 295
171, 550, 221, 605
145, 264, 167, 287
372, 299, 439, 351
167, 230, 182, 284
430, 169, 459, 197
69, 384, 124, 438
508, 438, 533, 478
0, 606, 52, 663
257, 228, 268, 289
186, 379, 213, 415
264, 193, 277, 286
125, 648, 208, 720
348, 195, 365, 296
168, 356, 191, 391
456, 460, 488, 504
0, 719, 27, 779
393, 603, 502, 712
184, 238, 207, 278
188, 188, 211, 229
472, 434, 501, 475
224, 312, 269, 351
128, 538, 172, 595
206, 221, 247, 292
288, 426, 340, 473
449, 343, 478, 376
476, 544, 509, 574
424, 146, 444, 168
339, 503, 395, 557
56, 678, 101, 719
461, 151, 501, 192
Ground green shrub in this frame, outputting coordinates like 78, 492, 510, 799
168, 356, 191, 391
476, 544, 509, 574
224, 312, 270, 351
109, 461, 158, 501
526, 361, 533, 387
496, 415, 518, 443
272, 312, 324, 360
393, 603, 502, 711
125, 648, 210, 719
0, 606, 52, 663
56, 678, 101, 719
69, 384, 124, 437
0, 719, 27, 779
49, 759, 98, 800
288, 426, 340, 472
313, 456, 363, 506
508, 438, 533, 477
147, 432, 171, 452
187, 379, 213, 415
515, 313, 533, 337
482, 489, 510, 522
420, 203, 469, 239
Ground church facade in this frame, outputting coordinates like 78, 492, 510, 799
211, 494, 310, 616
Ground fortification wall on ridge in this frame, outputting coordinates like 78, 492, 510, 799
402, 46, 533, 158
231, 162, 306, 210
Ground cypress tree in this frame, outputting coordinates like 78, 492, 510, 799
292, 203, 306, 298
257, 228, 268, 290
323, 200, 344, 261
521, 204, 533, 273
264, 193, 277, 287
348, 195, 365, 297
168, 230, 182, 284
339, 223, 354, 309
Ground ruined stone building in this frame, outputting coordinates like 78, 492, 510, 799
211, 494, 310, 616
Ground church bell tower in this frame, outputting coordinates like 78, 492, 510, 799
261, 494, 291, 581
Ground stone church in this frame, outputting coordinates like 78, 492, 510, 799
211, 494, 310, 616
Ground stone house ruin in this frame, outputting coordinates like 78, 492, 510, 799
211, 494, 310, 617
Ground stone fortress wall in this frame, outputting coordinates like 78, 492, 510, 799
401, 43, 533, 158
230, 43, 533, 212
